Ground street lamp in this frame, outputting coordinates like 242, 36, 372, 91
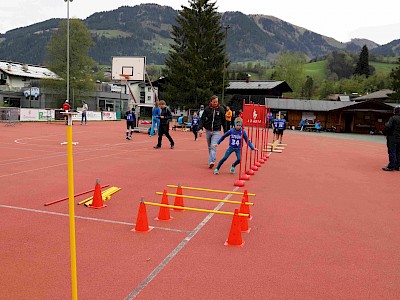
221, 25, 230, 104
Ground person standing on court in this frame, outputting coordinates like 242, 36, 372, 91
199, 95, 226, 168
191, 111, 200, 141
81, 101, 88, 125
125, 105, 136, 140
224, 106, 232, 132
62, 99, 71, 125
382, 106, 400, 171
276, 114, 287, 144
149, 101, 160, 136
154, 100, 175, 149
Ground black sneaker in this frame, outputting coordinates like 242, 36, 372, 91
171, 145, 174, 149
154, 145, 161, 149
382, 167, 395, 171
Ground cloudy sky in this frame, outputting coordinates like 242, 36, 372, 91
1, 0, 399, 45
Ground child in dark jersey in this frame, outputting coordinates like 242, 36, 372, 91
191, 111, 200, 140
213, 117, 256, 174
125, 106, 136, 140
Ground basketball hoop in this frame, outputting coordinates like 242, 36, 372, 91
119, 74, 130, 80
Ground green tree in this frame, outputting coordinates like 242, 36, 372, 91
163, 0, 226, 108
389, 57, 400, 101
354, 45, 371, 77
45, 19, 96, 107
326, 51, 355, 80
272, 52, 306, 97
301, 76, 314, 99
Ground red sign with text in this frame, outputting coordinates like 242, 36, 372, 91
242, 104, 266, 127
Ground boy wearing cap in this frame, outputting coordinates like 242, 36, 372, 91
213, 117, 255, 175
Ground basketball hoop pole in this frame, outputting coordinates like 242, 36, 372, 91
119, 74, 137, 106
145, 71, 159, 103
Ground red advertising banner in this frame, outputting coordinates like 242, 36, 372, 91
242, 104, 266, 127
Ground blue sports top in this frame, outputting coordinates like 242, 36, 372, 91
277, 118, 286, 129
125, 110, 135, 121
217, 128, 255, 150
192, 116, 199, 126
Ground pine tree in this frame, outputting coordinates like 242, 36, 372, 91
163, 0, 226, 108
389, 57, 400, 101
354, 45, 370, 77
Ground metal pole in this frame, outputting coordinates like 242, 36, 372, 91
66, 0, 70, 104
65, 3, 77, 298
221, 25, 230, 104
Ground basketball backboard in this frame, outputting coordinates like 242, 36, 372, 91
111, 56, 146, 81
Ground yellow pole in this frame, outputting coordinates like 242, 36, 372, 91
166, 185, 256, 196
144, 202, 249, 217
156, 192, 254, 206
66, 114, 78, 300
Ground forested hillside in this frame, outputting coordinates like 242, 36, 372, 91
0, 4, 399, 66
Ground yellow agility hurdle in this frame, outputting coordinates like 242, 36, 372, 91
167, 185, 256, 196
78, 187, 121, 206
156, 192, 254, 206
144, 202, 249, 217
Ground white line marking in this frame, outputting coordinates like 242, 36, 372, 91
0, 204, 190, 234
124, 187, 240, 299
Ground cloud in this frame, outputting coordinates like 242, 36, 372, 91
349, 23, 400, 45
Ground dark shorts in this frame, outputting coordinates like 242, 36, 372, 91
277, 129, 284, 135
126, 121, 135, 130
273, 128, 278, 134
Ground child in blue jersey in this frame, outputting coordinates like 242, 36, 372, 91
125, 105, 136, 140
272, 114, 280, 142
277, 115, 287, 144
191, 111, 200, 140
213, 117, 256, 175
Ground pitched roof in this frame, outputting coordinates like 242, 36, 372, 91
265, 98, 395, 113
0, 60, 59, 80
264, 98, 354, 111
227, 80, 293, 94
353, 89, 394, 101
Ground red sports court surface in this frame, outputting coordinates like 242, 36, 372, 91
0, 122, 399, 299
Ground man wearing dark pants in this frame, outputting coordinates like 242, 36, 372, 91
382, 106, 400, 171
154, 100, 175, 149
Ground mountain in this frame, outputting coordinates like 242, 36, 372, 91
0, 4, 399, 66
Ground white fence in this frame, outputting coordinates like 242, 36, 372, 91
18, 108, 115, 122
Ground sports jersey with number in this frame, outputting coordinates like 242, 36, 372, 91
125, 110, 135, 121
217, 128, 254, 150
277, 118, 286, 129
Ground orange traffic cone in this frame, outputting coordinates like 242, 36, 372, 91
89, 179, 107, 209
224, 209, 244, 247
156, 190, 173, 221
239, 197, 251, 233
132, 198, 153, 233
242, 190, 253, 220
173, 183, 184, 211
